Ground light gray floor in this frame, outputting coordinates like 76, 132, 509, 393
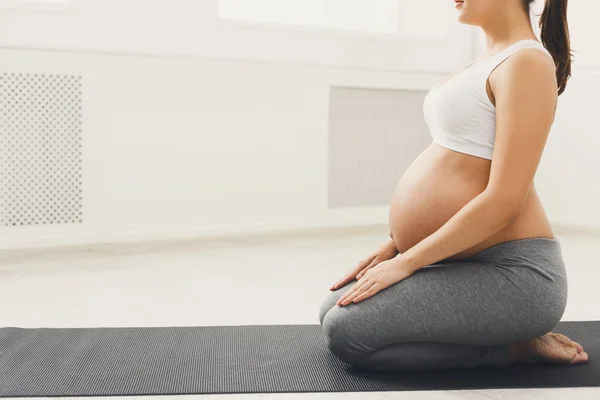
1, 227, 599, 399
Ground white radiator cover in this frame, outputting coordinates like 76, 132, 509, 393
328, 86, 431, 208
0, 72, 84, 227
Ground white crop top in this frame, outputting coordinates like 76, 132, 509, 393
423, 39, 555, 160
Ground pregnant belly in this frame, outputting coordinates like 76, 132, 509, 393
389, 144, 553, 261
389, 144, 492, 256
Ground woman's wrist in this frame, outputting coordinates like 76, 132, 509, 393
393, 252, 421, 273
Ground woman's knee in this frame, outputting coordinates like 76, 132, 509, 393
318, 293, 337, 325
320, 308, 369, 364
318, 286, 351, 325
318, 301, 333, 326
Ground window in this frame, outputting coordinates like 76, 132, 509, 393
218, 0, 450, 38
0, 0, 72, 11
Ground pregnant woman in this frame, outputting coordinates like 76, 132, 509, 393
318, 0, 588, 371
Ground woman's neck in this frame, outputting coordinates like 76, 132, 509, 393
480, 6, 537, 54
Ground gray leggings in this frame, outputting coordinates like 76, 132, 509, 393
318, 237, 568, 372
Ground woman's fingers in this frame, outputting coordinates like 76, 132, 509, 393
356, 258, 379, 279
351, 284, 379, 303
331, 272, 355, 290
357, 254, 377, 272
337, 278, 372, 305
330, 277, 349, 291
332, 268, 359, 289
330, 254, 377, 290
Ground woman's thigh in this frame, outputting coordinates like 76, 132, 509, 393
319, 260, 565, 353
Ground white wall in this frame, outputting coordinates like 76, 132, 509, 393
536, 69, 600, 229
538, 0, 600, 228
0, 0, 598, 251
0, 0, 473, 250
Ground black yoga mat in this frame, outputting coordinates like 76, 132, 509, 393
0, 321, 598, 397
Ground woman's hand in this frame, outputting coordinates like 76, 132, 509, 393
336, 257, 415, 306
330, 238, 399, 291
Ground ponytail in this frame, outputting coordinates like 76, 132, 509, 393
538, 0, 572, 95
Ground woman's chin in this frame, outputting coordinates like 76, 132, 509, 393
456, 13, 476, 26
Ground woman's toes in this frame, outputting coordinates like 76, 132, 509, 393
552, 333, 586, 357
550, 333, 580, 352
572, 340, 584, 353
570, 351, 589, 365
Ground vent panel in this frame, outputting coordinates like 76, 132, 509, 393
328, 87, 431, 208
0, 72, 83, 227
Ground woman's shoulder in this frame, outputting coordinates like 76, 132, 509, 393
489, 46, 558, 96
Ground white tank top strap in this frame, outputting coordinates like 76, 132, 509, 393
478, 39, 555, 78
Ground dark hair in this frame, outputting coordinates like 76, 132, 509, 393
524, 0, 572, 95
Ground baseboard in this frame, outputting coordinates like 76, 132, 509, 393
552, 224, 600, 237
2, 220, 599, 264
0, 212, 390, 261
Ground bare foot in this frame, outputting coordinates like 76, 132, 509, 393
509, 332, 589, 365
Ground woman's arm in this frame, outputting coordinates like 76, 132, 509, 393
397, 48, 558, 273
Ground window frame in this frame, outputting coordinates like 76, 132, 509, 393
0, 0, 76, 12
214, 0, 475, 75
216, 0, 452, 43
